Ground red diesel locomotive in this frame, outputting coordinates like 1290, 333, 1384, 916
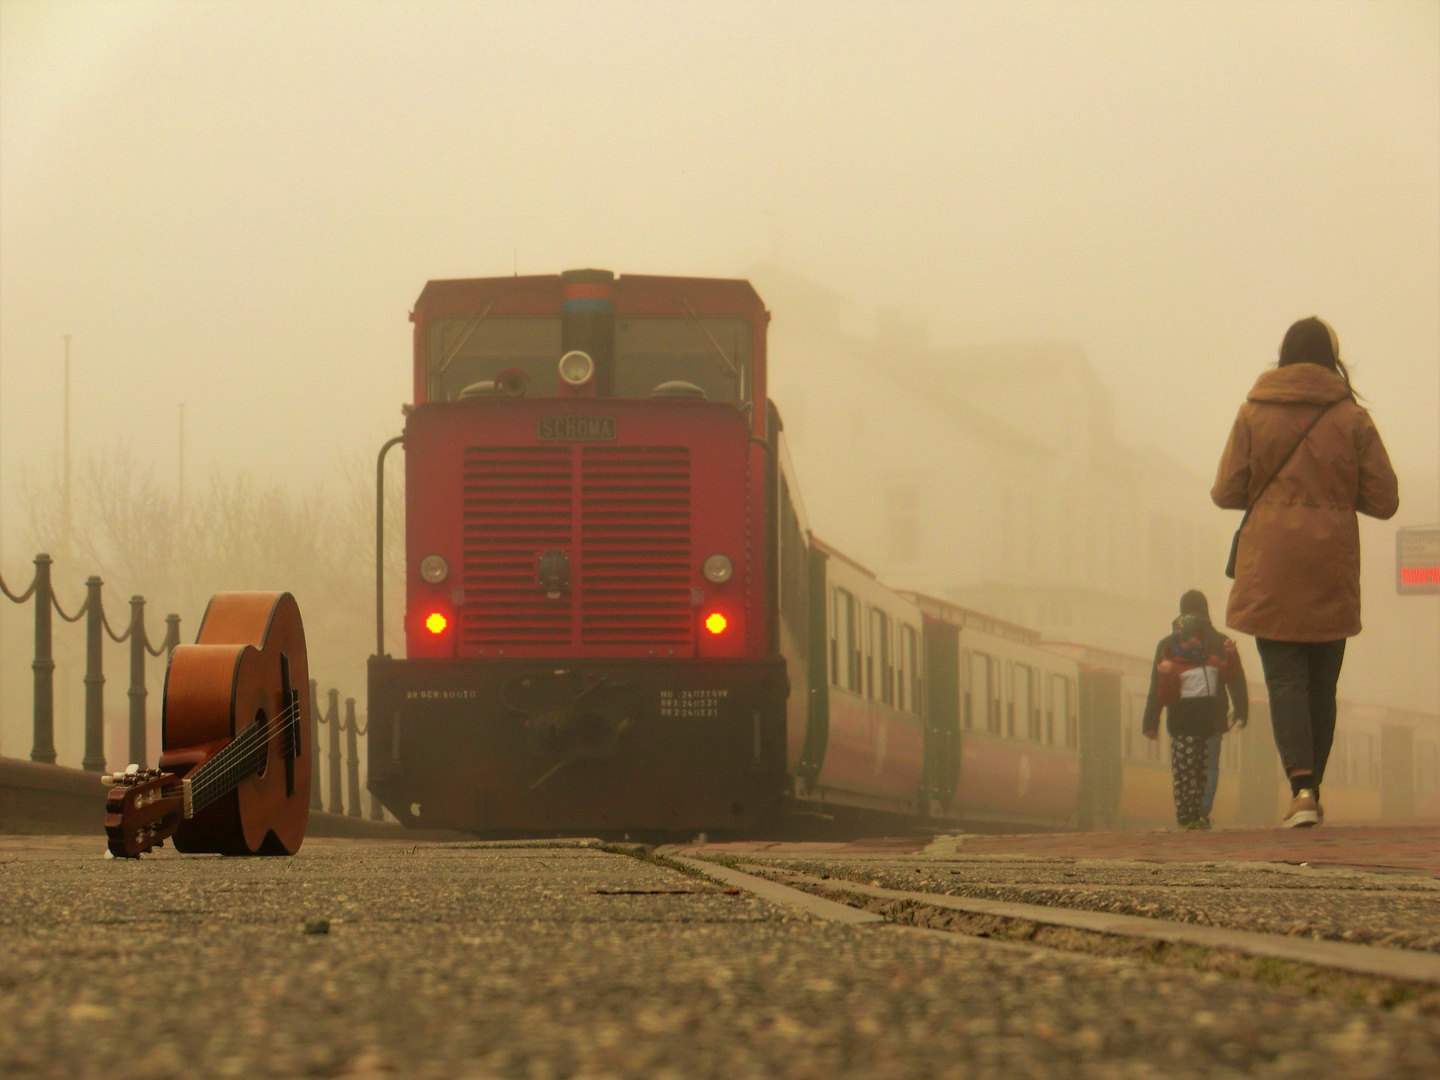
368, 270, 809, 832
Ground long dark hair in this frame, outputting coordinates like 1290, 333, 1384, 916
1279, 316, 1358, 400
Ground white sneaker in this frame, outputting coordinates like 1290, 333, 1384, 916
1282, 789, 1319, 828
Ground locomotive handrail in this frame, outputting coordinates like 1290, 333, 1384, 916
375, 433, 405, 658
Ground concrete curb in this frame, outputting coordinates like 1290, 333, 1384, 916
0, 758, 102, 834
753, 864, 1440, 985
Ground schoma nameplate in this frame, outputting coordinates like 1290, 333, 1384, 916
538, 417, 617, 441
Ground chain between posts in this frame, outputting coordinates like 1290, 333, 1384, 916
0, 570, 38, 604
51, 589, 90, 623
101, 606, 132, 643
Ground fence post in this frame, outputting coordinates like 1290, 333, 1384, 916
327, 688, 343, 814
82, 576, 106, 772
165, 613, 181, 656
128, 596, 147, 767
30, 554, 55, 765
344, 697, 362, 817
309, 679, 323, 811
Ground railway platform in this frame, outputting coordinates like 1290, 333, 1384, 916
0, 830, 1436, 1079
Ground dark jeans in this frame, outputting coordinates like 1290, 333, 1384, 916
1255, 638, 1346, 785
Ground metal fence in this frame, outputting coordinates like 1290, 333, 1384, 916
1, 552, 380, 820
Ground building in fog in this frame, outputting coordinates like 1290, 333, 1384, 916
757, 264, 1258, 659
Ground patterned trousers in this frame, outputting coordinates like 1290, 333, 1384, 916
1170, 734, 1209, 826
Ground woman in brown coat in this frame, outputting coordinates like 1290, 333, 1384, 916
1212, 317, 1398, 827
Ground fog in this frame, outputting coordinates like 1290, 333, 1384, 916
1, 0, 1437, 761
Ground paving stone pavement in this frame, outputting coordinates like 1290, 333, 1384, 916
0, 836, 1437, 1079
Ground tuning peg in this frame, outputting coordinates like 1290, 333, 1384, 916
125, 763, 140, 775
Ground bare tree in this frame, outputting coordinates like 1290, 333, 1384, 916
19, 445, 405, 696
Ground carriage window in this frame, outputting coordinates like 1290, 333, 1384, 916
1014, 664, 1034, 741
1064, 677, 1078, 747
896, 623, 908, 712
965, 650, 990, 731
834, 588, 861, 693
989, 657, 1003, 733
901, 624, 921, 715
869, 608, 894, 705
858, 604, 869, 696
1050, 673, 1075, 747
829, 587, 840, 687
1004, 661, 1016, 737
848, 594, 862, 694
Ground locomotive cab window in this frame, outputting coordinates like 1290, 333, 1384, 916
615, 317, 750, 403
426, 315, 751, 403
428, 317, 564, 401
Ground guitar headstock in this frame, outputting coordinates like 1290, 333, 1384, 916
102, 766, 186, 859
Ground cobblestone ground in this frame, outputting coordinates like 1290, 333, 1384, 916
0, 837, 1437, 1079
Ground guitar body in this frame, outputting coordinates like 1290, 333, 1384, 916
159, 592, 311, 855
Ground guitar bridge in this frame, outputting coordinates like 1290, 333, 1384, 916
181, 777, 194, 819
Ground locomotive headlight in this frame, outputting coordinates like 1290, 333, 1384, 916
702, 553, 733, 584
419, 554, 449, 584
558, 350, 595, 386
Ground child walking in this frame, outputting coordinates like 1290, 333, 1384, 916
1142, 591, 1248, 829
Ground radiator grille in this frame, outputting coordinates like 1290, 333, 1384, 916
461, 446, 574, 645
580, 446, 692, 645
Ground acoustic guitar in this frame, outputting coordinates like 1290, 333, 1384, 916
103, 592, 312, 858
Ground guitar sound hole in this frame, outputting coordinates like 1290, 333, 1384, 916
253, 708, 269, 778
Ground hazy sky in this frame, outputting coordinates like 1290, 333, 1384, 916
2, 0, 1437, 547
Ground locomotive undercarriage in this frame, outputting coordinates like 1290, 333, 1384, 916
368, 655, 791, 835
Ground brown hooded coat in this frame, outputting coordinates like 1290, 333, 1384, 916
1212, 363, 1398, 641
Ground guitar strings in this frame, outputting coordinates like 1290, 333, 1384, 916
186, 702, 300, 812
184, 698, 306, 812
187, 698, 301, 804
186, 704, 298, 811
